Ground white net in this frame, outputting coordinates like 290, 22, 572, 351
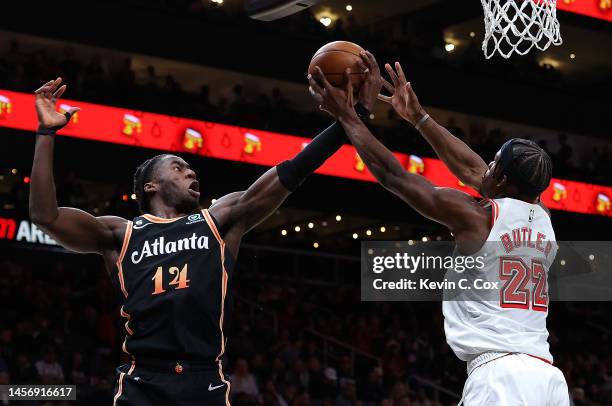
480, 0, 562, 59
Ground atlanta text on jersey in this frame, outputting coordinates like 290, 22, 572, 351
130, 233, 210, 264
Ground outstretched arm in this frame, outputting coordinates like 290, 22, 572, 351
209, 56, 382, 255
378, 62, 488, 192
208, 121, 347, 255
29, 78, 126, 254
308, 61, 483, 234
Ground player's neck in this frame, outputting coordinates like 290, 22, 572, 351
507, 193, 539, 204
149, 203, 198, 219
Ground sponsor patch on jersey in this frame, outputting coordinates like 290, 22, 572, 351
133, 218, 153, 230
186, 213, 205, 225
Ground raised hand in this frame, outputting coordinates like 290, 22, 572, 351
377, 62, 426, 126
308, 66, 358, 123
356, 50, 383, 112
34, 77, 80, 132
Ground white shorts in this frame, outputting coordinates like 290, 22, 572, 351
461, 353, 569, 406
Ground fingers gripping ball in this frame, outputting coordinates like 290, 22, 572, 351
308, 41, 366, 93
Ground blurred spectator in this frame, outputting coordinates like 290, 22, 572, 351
360, 367, 385, 404
231, 358, 259, 400
35, 346, 65, 384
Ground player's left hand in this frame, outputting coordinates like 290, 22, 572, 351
308, 67, 359, 122
34, 77, 80, 132
356, 50, 383, 112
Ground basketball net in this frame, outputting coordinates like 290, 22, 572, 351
480, 0, 562, 59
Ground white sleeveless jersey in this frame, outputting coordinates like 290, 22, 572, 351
442, 198, 557, 362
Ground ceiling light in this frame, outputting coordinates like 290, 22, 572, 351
11, 169, 17, 174
346, 4, 353, 11
366, 230, 372, 236
295, 226, 301, 232
130, 193, 137, 200
336, 215, 342, 221
211, 198, 217, 204
313, 242, 319, 248
588, 254, 594, 261
322, 221, 328, 227
380, 226, 386, 233
281, 229, 287, 236
308, 222, 314, 229
469, 31, 475, 38
560, 259, 566, 266
570, 53, 576, 59
445, 43, 455, 52
352, 233, 358, 239
320, 16, 332, 27
422, 236, 429, 242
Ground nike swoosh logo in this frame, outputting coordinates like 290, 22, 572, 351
132, 222, 154, 230
208, 383, 225, 391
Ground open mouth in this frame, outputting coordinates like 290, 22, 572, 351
188, 180, 200, 197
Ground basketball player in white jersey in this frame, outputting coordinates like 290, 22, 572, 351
308, 53, 570, 405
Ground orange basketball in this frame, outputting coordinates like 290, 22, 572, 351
308, 41, 366, 92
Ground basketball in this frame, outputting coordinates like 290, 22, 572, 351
308, 41, 366, 92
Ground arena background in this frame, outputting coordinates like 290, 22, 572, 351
0, 0, 611, 404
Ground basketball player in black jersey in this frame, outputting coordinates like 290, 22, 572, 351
29, 73, 382, 405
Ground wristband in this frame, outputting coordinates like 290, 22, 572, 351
36, 127, 57, 136
414, 113, 430, 131
36, 112, 73, 136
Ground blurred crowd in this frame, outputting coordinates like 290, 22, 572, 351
0, 249, 611, 405
1, 39, 610, 186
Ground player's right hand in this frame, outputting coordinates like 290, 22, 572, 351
34, 77, 80, 132
378, 62, 426, 126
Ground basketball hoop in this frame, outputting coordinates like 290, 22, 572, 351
480, 0, 562, 59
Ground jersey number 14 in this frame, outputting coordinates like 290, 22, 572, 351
152, 264, 190, 295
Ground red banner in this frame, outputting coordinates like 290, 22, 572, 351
557, 0, 612, 22
0, 89, 611, 217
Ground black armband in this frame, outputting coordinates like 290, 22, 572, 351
276, 121, 346, 191
36, 112, 73, 136
36, 127, 57, 136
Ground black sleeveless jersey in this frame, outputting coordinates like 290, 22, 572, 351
112, 209, 234, 363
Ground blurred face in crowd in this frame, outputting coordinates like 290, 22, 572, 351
146, 155, 200, 214
307, 356, 321, 372
0, 328, 12, 343
44, 351, 57, 363
235, 358, 249, 375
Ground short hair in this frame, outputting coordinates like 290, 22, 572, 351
132, 154, 166, 213
502, 139, 553, 198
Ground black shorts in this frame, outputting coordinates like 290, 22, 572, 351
113, 359, 231, 406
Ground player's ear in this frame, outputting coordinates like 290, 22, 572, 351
496, 174, 507, 190
144, 181, 158, 194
